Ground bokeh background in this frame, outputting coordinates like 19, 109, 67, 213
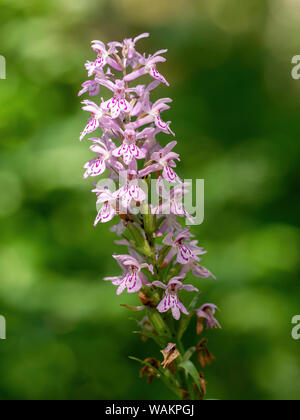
0, 0, 300, 400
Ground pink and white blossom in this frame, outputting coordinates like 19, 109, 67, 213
152, 276, 198, 320
124, 50, 169, 86
112, 129, 146, 165
79, 34, 218, 336
102, 79, 132, 119
104, 254, 153, 295
85, 40, 122, 77
80, 100, 120, 141
83, 138, 123, 179
163, 228, 206, 265
93, 187, 117, 226
132, 98, 175, 136
139, 141, 180, 182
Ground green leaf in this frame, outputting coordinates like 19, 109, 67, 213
177, 313, 193, 340
182, 346, 197, 362
179, 360, 202, 391
147, 308, 172, 341
189, 292, 202, 311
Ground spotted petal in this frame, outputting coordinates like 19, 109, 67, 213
149, 67, 169, 86
94, 203, 115, 226
80, 118, 99, 141
84, 158, 106, 179
130, 144, 145, 160
177, 245, 193, 265
128, 185, 146, 202
124, 272, 143, 294
163, 166, 178, 183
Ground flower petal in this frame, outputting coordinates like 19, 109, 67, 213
94, 203, 115, 225
84, 158, 106, 178
80, 118, 99, 141
149, 67, 169, 86
163, 166, 178, 183
177, 245, 193, 265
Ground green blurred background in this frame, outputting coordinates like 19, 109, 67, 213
0, 0, 300, 400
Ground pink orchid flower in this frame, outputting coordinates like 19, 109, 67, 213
139, 141, 180, 183
152, 276, 198, 320
80, 100, 120, 141
125, 50, 169, 86
93, 187, 117, 226
113, 169, 147, 209
85, 40, 122, 77
155, 178, 195, 223
102, 79, 132, 119
112, 129, 146, 165
196, 304, 221, 329
83, 138, 123, 179
78, 80, 100, 97
122, 33, 150, 68
163, 228, 206, 265
180, 261, 216, 280
132, 98, 175, 136
104, 254, 153, 295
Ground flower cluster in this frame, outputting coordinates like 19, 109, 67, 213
79, 33, 220, 399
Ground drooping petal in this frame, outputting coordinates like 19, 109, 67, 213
94, 203, 115, 226
149, 67, 169, 86
116, 280, 127, 295
80, 118, 99, 141
157, 295, 170, 313
181, 284, 199, 292
192, 265, 216, 280
163, 165, 178, 183
171, 305, 181, 321
103, 276, 122, 285
139, 164, 161, 178
125, 272, 143, 294
84, 158, 106, 179
105, 97, 120, 119
177, 300, 189, 316
177, 245, 193, 265
152, 281, 167, 290
113, 254, 140, 268
154, 115, 175, 136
